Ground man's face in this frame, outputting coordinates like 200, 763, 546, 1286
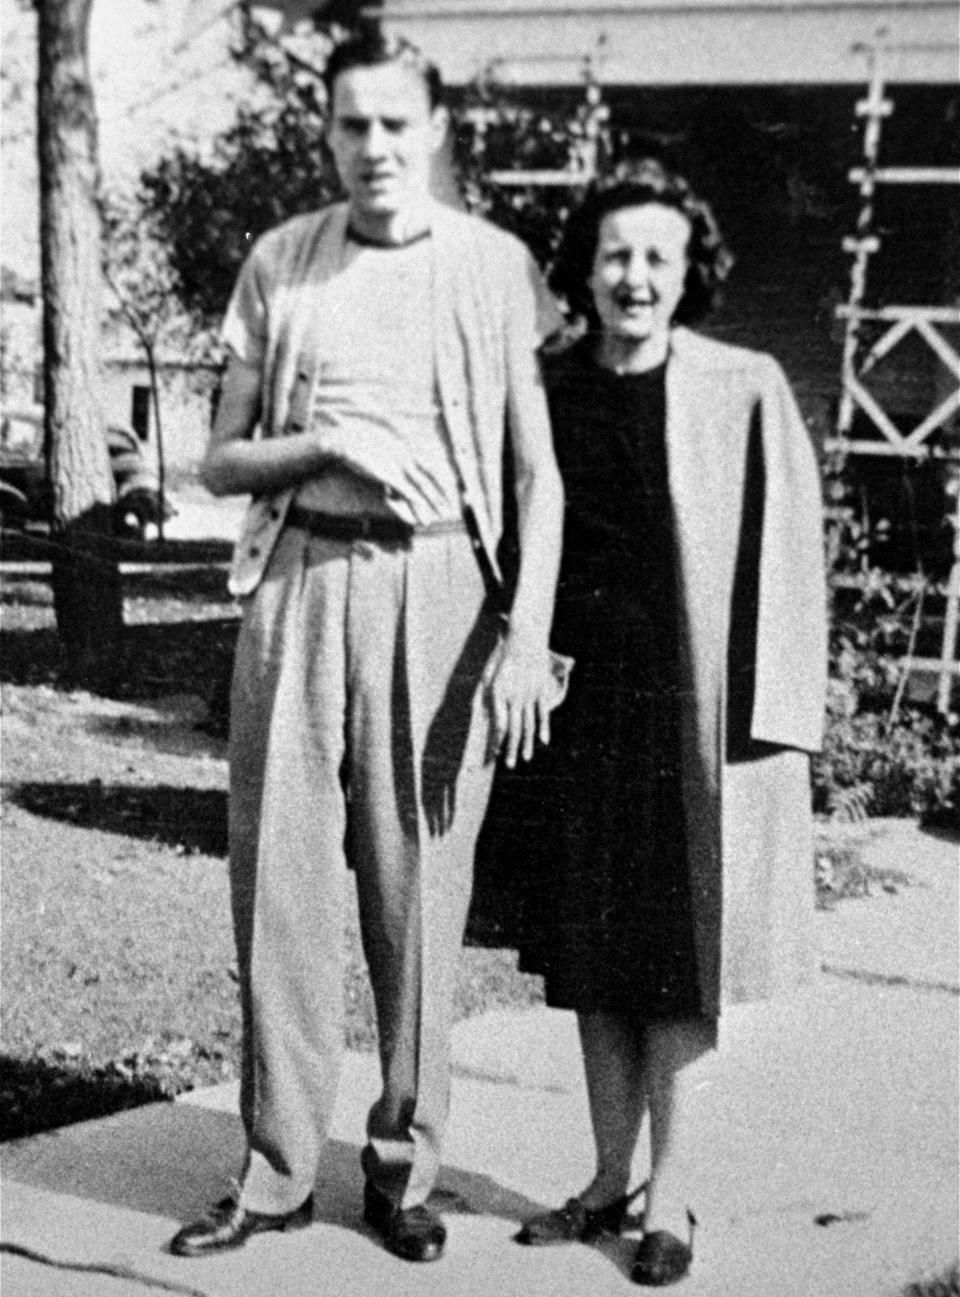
326, 62, 447, 221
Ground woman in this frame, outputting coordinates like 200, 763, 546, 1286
512, 160, 827, 1285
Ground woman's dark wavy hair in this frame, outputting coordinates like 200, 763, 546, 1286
323, 22, 444, 110
551, 158, 733, 327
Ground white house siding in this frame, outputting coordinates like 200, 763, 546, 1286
101, 362, 217, 475
379, 0, 958, 86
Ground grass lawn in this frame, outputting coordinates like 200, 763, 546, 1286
1, 557, 545, 1139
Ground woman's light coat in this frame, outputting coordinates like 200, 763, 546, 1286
663, 327, 827, 1012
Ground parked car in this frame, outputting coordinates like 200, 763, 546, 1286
0, 407, 173, 539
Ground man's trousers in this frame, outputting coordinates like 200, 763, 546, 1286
229, 524, 500, 1215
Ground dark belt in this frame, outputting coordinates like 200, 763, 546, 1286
285, 503, 466, 544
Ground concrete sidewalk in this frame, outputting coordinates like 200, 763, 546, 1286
1, 820, 957, 1297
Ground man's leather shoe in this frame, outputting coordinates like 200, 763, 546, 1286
363, 1181, 446, 1263
168, 1192, 314, 1257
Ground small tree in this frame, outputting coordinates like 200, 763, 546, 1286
101, 196, 195, 541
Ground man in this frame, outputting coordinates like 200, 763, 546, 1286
169, 26, 564, 1265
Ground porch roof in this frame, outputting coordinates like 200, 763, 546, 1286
377, 0, 959, 85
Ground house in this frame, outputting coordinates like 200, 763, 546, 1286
98, 357, 220, 475
376, 0, 958, 581
376, 1, 958, 437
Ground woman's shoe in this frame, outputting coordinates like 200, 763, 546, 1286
515, 1183, 646, 1246
630, 1209, 697, 1286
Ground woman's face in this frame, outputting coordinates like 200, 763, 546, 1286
588, 203, 691, 348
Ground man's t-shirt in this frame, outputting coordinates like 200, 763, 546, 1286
293, 234, 462, 523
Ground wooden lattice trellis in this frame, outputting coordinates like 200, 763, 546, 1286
462, 64, 609, 193
831, 41, 960, 460
831, 37, 960, 712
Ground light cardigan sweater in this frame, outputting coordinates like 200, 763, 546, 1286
221, 200, 561, 598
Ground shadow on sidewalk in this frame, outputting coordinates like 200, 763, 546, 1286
1, 1098, 551, 1240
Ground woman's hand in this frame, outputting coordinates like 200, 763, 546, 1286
483, 631, 566, 768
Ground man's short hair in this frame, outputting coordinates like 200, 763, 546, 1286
324, 23, 444, 110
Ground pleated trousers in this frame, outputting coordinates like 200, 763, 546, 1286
229, 524, 499, 1214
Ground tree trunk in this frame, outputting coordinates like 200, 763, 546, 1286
144, 340, 166, 542
36, 0, 123, 688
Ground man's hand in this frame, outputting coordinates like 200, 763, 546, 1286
319, 424, 447, 526
482, 631, 559, 768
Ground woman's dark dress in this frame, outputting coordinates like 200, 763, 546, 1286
517, 337, 702, 1017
